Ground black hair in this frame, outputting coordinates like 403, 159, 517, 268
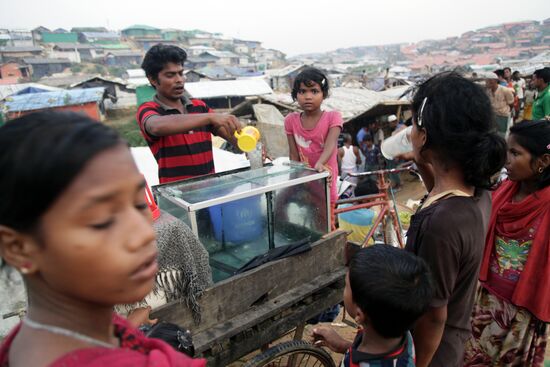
362, 134, 373, 142
533, 68, 550, 84
512, 71, 520, 76
145, 322, 194, 356
348, 245, 433, 339
411, 71, 507, 189
291, 67, 329, 101
0, 111, 124, 232
354, 179, 378, 197
141, 44, 187, 81
509, 120, 550, 189
494, 69, 505, 78
503, 67, 511, 73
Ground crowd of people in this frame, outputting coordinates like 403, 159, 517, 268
485, 66, 550, 138
0, 44, 549, 367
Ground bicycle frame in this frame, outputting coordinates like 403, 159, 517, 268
334, 165, 413, 248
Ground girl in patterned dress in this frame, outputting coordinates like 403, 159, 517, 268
464, 120, 550, 367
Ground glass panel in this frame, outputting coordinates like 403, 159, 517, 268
155, 165, 330, 283
156, 164, 322, 207
194, 194, 269, 283
156, 195, 191, 228
272, 179, 328, 246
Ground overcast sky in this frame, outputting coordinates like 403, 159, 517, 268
2, 0, 548, 56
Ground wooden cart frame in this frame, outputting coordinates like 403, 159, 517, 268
152, 230, 347, 366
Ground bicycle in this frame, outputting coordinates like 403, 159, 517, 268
243, 340, 336, 367
334, 162, 416, 248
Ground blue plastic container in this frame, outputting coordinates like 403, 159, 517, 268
208, 195, 263, 244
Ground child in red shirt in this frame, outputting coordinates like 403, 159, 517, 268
0, 111, 204, 367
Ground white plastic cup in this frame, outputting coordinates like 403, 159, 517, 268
381, 126, 413, 160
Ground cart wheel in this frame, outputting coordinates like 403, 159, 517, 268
243, 340, 335, 367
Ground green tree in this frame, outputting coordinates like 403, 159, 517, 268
71, 65, 83, 73
94, 64, 105, 74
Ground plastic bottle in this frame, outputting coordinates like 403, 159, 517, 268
380, 126, 413, 160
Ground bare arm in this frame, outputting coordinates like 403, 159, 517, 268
145, 113, 240, 138
312, 326, 352, 354
338, 147, 344, 161
314, 126, 341, 171
287, 134, 300, 162
412, 305, 447, 367
353, 146, 362, 165
506, 90, 515, 108
214, 125, 241, 151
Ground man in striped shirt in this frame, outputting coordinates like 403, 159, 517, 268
137, 44, 241, 183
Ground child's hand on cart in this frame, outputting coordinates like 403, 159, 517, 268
311, 326, 351, 354
313, 162, 333, 187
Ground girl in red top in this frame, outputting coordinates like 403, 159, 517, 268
464, 120, 550, 367
0, 111, 204, 367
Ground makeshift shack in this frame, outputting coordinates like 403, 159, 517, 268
70, 75, 136, 111
3, 87, 105, 121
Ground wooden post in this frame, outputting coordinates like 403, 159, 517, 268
293, 324, 305, 341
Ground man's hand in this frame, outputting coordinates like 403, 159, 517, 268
311, 326, 351, 354
209, 114, 241, 136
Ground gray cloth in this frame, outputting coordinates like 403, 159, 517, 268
152, 211, 213, 324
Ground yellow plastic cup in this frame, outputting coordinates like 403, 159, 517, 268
234, 126, 261, 152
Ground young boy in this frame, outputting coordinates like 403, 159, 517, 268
338, 133, 362, 183
361, 135, 381, 173
312, 245, 433, 366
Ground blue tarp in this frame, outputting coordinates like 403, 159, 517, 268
13, 86, 53, 96
4, 87, 104, 113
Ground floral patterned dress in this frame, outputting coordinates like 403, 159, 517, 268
463, 218, 548, 367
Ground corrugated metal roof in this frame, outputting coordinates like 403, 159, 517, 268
38, 73, 96, 88
197, 66, 262, 79
106, 51, 143, 57
122, 25, 160, 31
0, 46, 42, 53
99, 43, 131, 50
69, 75, 127, 88
126, 69, 145, 78
202, 50, 240, 58
261, 87, 409, 121
53, 43, 96, 50
0, 83, 61, 100
81, 32, 120, 39
185, 79, 273, 99
3, 87, 104, 112
23, 58, 71, 64
265, 64, 307, 78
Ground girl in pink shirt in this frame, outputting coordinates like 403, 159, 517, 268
284, 67, 343, 205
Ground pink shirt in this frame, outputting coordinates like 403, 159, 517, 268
284, 110, 343, 202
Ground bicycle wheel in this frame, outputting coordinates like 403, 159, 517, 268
242, 340, 336, 367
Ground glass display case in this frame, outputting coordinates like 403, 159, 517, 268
154, 163, 330, 282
